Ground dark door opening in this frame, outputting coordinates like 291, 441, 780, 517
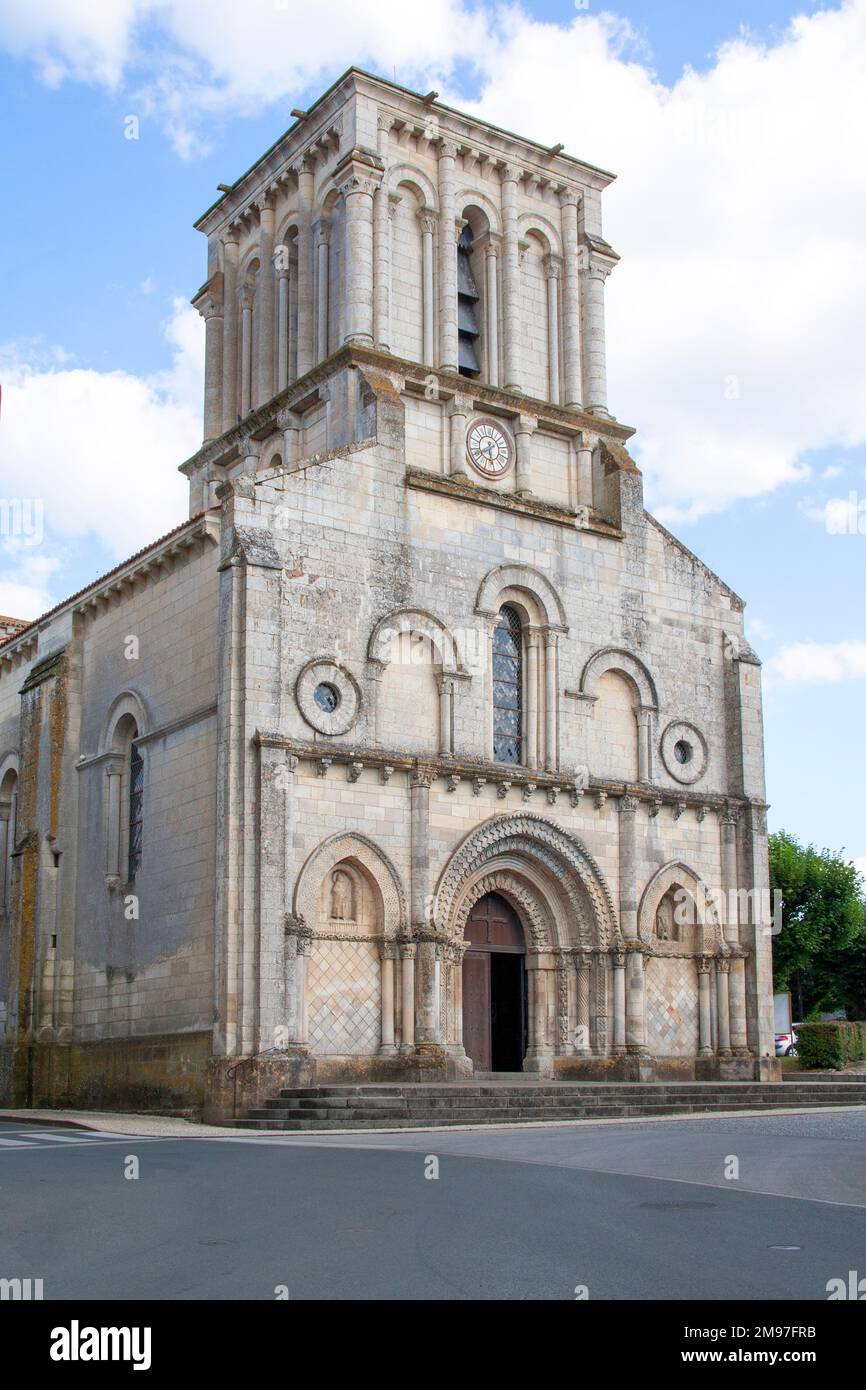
462, 893, 526, 1072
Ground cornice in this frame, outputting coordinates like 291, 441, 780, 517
178, 343, 636, 477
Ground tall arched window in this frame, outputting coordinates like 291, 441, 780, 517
0, 765, 18, 917
127, 740, 144, 882
493, 605, 523, 764
457, 224, 481, 377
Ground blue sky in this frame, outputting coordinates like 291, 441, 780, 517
0, 0, 863, 870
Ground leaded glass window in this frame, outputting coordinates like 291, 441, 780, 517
128, 742, 144, 882
493, 605, 523, 764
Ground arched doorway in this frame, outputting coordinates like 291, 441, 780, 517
462, 893, 527, 1071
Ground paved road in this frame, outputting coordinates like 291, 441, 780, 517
1, 1112, 864, 1300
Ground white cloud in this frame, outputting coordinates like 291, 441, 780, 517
765, 640, 866, 684
1, 2, 865, 524
0, 299, 200, 616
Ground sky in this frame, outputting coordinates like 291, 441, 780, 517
0, 0, 864, 874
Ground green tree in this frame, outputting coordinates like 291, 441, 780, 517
769, 831, 866, 1019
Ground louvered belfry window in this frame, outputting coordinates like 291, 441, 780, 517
457, 224, 481, 377
493, 605, 523, 764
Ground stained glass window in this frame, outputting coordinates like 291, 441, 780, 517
493, 605, 523, 764
128, 742, 144, 882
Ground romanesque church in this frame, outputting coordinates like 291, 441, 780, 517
0, 69, 777, 1121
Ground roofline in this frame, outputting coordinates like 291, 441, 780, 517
0, 511, 220, 659
194, 65, 616, 229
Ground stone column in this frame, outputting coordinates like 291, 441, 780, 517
515, 413, 536, 495
617, 794, 639, 939
559, 191, 582, 408
276, 266, 290, 392
544, 630, 558, 772
380, 943, 396, 1054
716, 957, 732, 1056
729, 949, 750, 1055
419, 209, 436, 366
575, 433, 594, 507
581, 248, 614, 415
220, 232, 239, 432
400, 943, 415, 1051
277, 406, 301, 471
256, 197, 276, 407
484, 236, 500, 385
636, 708, 653, 783
625, 943, 647, 1054
438, 676, 454, 756
104, 757, 123, 880
0, 807, 9, 914
410, 771, 439, 1047
315, 220, 330, 362
239, 280, 254, 418
575, 952, 592, 1055
612, 946, 626, 1054
373, 114, 392, 350
437, 139, 459, 372
720, 808, 740, 946
340, 166, 379, 345
199, 294, 224, 442
698, 956, 713, 1056
295, 158, 315, 377
453, 942, 466, 1051
543, 254, 562, 405
500, 165, 522, 391
526, 630, 540, 770
447, 391, 471, 477
295, 934, 311, 1047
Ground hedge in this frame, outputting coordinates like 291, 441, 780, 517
795, 1021, 866, 1070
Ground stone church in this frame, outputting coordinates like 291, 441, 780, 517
0, 69, 778, 1121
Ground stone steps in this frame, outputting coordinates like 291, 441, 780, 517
235, 1079, 866, 1130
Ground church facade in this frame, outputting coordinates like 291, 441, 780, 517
0, 69, 778, 1121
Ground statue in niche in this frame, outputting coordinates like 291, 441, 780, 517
655, 893, 679, 942
329, 869, 355, 921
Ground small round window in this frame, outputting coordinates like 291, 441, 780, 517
313, 682, 340, 714
674, 740, 693, 765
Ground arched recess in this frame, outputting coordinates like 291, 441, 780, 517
579, 647, 659, 784
434, 811, 618, 952
293, 832, 408, 940
475, 563, 568, 632
274, 219, 299, 386
389, 172, 432, 364
638, 861, 723, 953
476, 565, 567, 771
0, 751, 19, 918
316, 186, 344, 360
99, 691, 150, 754
236, 254, 260, 418
367, 608, 468, 756
99, 692, 148, 884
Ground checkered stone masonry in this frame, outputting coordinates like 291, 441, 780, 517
307, 941, 381, 1055
645, 956, 699, 1058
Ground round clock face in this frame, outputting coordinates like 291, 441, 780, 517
466, 419, 512, 479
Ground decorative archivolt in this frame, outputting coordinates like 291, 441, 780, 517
579, 646, 660, 711
516, 212, 563, 258
367, 606, 466, 675
434, 812, 618, 951
99, 690, 150, 754
293, 832, 408, 938
388, 163, 439, 212
452, 869, 554, 950
475, 563, 568, 633
638, 860, 723, 952
456, 191, 502, 238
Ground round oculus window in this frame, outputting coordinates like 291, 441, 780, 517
660, 721, 708, 785
313, 682, 340, 713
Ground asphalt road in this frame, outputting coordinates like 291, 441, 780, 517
1, 1111, 864, 1300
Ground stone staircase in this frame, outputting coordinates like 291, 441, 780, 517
235, 1078, 866, 1131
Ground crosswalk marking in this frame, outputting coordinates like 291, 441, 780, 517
26, 1131, 95, 1143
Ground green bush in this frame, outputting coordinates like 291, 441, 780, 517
795, 1021, 866, 1069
